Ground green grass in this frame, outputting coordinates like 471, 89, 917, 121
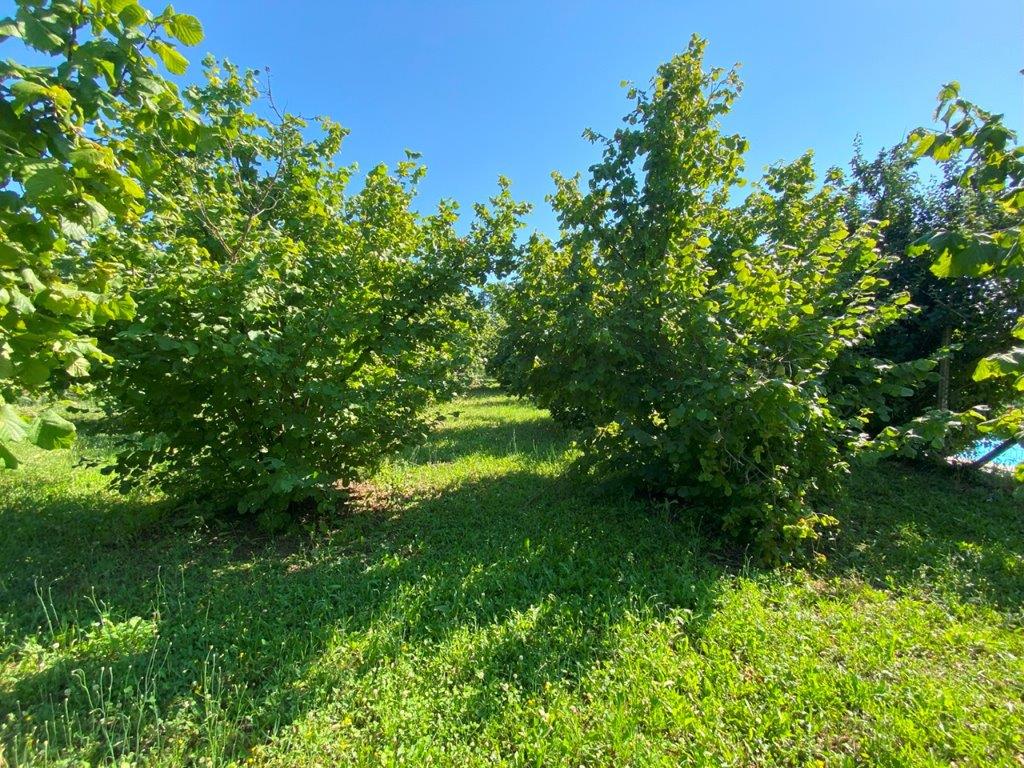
1, 389, 1023, 766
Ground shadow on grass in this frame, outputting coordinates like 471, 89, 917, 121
0, 413, 721, 763
829, 459, 1024, 611
2, 391, 1022, 764
407, 418, 569, 464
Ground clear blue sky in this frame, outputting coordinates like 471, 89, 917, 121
12, 0, 1024, 235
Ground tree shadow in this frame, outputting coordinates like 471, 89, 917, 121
4, 391, 1022, 764
828, 460, 1024, 611
408, 394, 568, 464
0, 409, 724, 764
407, 419, 569, 463
220, 466, 726, 757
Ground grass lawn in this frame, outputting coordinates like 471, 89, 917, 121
1, 389, 1023, 766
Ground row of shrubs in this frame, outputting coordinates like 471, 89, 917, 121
3, 4, 1019, 557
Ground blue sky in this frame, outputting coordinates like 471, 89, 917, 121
11, 0, 1024, 235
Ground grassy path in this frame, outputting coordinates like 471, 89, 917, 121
1, 390, 1023, 766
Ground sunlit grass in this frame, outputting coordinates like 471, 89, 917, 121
1, 390, 1022, 765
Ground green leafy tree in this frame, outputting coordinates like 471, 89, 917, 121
486, 234, 592, 426
845, 142, 1019, 423
0, 0, 203, 466
897, 84, 1024, 482
494, 38, 911, 561
95, 61, 528, 525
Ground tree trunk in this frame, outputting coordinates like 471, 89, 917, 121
968, 436, 1023, 471
937, 324, 952, 411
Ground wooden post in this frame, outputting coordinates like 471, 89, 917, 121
937, 324, 952, 411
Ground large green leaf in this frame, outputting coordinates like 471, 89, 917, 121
7, 287, 35, 316
29, 409, 75, 450
21, 14, 63, 50
930, 239, 1001, 278
0, 242, 27, 268
0, 441, 20, 469
0, 404, 28, 442
10, 79, 49, 104
150, 40, 189, 76
65, 355, 90, 378
118, 2, 149, 27
167, 13, 203, 45
23, 166, 72, 202
0, 19, 23, 40
69, 144, 115, 169
974, 347, 1024, 382
17, 358, 51, 387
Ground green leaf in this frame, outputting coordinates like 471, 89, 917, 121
937, 81, 960, 102
0, 404, 28, 443
60, 218, 90, 241
118, 2, 149, 27
150, 40, 189, 75
65, 355, 90, 378
196, 126, 220, 154
0, 19, 23, 40
94, 294, 136, 322
69, 144, 114, 169
930, 239, 1001, 278
974, 347, 1024, 382
82, 195, 110, 227
20, 267, 45, 292
0, 241, 27, 268
167, 13, 203, 45
21, 15, 63, 50
17, 358, 50, 387
8, 287, 35, 316
0, 441, 20, 469
10, 79, 49, 104
29, 409, 75, 450
908, 132, 935, 159
23, 166, 72, 202
930, 134, 959, 162
118, 175, 146, 199
46, 85, 71, 111
907, 233, 932, 257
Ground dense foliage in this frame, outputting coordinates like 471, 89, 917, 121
491, 38, 913, 560
845, 142, 1019, 423
880, 84, 1023, 483
92, 62, 527, 524
3, 2, 1019, 541
0, 0, 202, 466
